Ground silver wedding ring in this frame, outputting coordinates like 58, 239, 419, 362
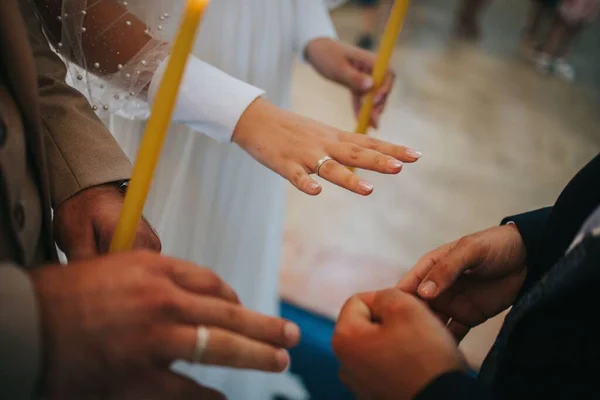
315, 156, 333, 177
192, 325, 210, 363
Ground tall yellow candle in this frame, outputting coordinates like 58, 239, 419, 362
355, 0, 410, 135
110, 0, 209, 252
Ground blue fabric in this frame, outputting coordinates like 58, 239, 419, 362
279, 302, 355, 400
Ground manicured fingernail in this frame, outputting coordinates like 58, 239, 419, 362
284, 322, 300, 345
358, 180, 374, 193
388, 159, 403, 170
363, 77, 373, 90
275, 349, 290, 371
308, 181, 321, 192
407, 149, 423, 159
418, 281, 438, 297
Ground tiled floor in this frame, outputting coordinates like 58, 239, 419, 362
280, 0, 600, 368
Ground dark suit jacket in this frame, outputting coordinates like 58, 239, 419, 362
416, 153, 600, 399
0, 1, 131, 398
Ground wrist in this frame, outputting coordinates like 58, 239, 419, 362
304, 37, 335, 66
504, 222, 528, 265
409, 358, 468, 399
231, 97, 278, 147
149, 56, 264, 143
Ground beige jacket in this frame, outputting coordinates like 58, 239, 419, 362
0, 1, 132, 398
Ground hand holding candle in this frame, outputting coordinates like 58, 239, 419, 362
355, 0, 411, 135
110, 0, 210, 252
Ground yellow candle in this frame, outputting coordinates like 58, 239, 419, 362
355, 0, 410, 135
110, 0, 210, 252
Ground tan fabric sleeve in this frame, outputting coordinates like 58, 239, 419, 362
0, 264, 41, 400
19, 0, 132, 207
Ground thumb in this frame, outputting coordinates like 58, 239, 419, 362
370, 288, 426, 324
417, 238, 484, 300
338, 62, 373, 93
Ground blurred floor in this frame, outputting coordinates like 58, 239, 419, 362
280, 0, 600, 368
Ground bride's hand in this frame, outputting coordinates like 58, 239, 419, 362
305, 38, 395, 129
232, 98, 421, 196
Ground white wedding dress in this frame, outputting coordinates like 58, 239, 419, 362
101, 1, 336, 399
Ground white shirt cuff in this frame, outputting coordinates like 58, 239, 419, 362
148, 56, 265, 143
294, 1, 338, 63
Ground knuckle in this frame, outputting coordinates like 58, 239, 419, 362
291, 170, 306, 187
387, 300, 411, 317
332, 327, 358, 360
145, 281, 182, 315
198, 269, 225, 294
331, 330, 348, 356
348, 145, 363, 161
456, 235, 476, 249
155, 290, 183, 317
319, 159, 335, 175
365, 137, 381, 150
222, 303, 244, 328
374, 155, 387, 169
346, 173, 360, 188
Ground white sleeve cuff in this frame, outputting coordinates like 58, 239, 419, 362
294, 1, 338, 63
148, 56, 265, 143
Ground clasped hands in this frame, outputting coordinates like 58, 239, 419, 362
333, 224, 528, 399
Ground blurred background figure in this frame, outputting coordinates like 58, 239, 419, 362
355, 0, 389, 49
454, 0, 492, 40
523, 0, 600, 81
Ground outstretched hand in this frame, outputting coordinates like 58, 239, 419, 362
233, 98, 420, 197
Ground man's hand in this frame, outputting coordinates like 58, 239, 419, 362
305, 38, 395, 129
333, 289, 465, 399
397, 225, 527, 341
31, 251, 300, 399
53, 184, 161, 260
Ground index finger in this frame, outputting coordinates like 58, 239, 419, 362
396, 241, 456, 294
418, 237, 486, 299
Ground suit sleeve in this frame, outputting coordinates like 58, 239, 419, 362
0, 264, 41, 400
501, 207, 552, 295
19, 0, 132, 207
415, 372, 494, 400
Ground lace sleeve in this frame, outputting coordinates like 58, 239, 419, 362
30, 0, 265, 142
30, 0, 179, 117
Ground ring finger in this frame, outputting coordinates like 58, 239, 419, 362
172, 295, 300, 348
315, 157, 374, 195
160, 326, 290, 372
